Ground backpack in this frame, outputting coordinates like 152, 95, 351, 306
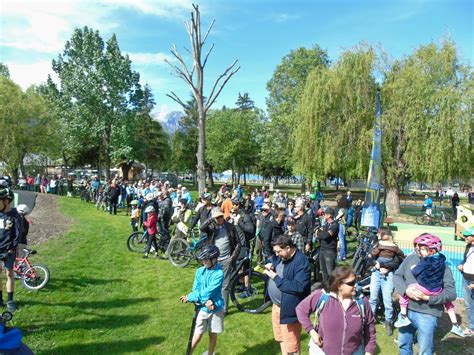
313, 290, 366, 340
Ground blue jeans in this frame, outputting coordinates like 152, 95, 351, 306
338, 223, 346, 259
463, 278, 474, 330
346, 207, 354, 228
369, 270, 394, 322
398, 309, 438, 355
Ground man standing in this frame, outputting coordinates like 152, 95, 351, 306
264, 235, 311, 355
158, 190, 173, 244
200, 209, 241, 314
0, 186, 21, 312
393, 235, 456, 354
294, 199, 313, 253
315, 207, 339, 281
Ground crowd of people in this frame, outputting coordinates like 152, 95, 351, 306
2, 174, 474, 354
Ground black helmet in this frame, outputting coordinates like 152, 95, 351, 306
198, 245, 220, 260
201, 192, 212, 201
231, 197, 241, 205
0, 188, 14, 201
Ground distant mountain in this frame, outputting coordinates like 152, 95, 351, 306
161, 111, 183, 135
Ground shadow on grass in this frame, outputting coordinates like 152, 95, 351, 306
237, 338, 280, 354
24, 297, 155, 310
23, 314, 151, 335
435, 312, 474, 354
40, 336, 164, 355
44, 277, 127, 292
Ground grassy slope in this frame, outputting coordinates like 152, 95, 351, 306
8, 197, 415, 354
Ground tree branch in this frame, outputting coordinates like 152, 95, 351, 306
206, 64, 240, 112
202, 19, 215, 46
202, 43, 215, 69
164, 58, 194, 89
166, 91, 187, 109
206, 59, 239, 108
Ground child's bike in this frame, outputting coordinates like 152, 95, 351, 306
167, 229, 207, 268
14, 249, 50, 291
126, 230, 170, 258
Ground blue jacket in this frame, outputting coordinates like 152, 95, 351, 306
411, 253, 446, 291
271, 249, 311, 324
423, 197, 433, 209
187, 264, 224, 313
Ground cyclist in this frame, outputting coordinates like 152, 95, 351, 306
423, 194, 433, 220
180, 245, 224, 355
0, 186, 21, 312
16, 204, 30, 246
315, 207, 339, 282
158, 190, 172, 245
190, 193, 213, 240
130, 200, 140, 232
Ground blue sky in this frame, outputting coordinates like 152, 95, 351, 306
0, 0, 472, 120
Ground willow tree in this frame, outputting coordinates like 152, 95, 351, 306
381, 40, 473, 214
166, 4, 239, 194
293, 45, 377, 185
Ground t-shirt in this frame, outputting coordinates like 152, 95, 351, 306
215, 226, 231, 261
464, 246, 474, 275
318, 221, 339, 252
267, 262, 284, 306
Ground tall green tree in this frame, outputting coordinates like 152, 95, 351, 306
293, 45, 377, 184
0, 63, 10, 79
381, 40, 473, 214
51, 26, 143, 178
206, 108, 261, 185
265, 45, 330, 181
235, 92, 255, 111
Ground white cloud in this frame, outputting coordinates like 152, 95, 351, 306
269, 13, 300, 24
128, 52, 172, 66
5, 60, 57, 90
0, 0, 194, 54
154, 103, 172, 122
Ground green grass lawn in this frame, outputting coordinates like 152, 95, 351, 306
12, 196, 467, 354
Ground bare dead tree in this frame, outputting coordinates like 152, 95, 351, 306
165, 3, 240, 194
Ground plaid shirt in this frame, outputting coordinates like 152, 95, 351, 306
285, 231, 305, 252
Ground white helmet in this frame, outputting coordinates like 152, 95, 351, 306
144, 206, 155, 213
17, 204, 29, 214
145, 193, 154, 201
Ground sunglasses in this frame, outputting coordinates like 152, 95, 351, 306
342, 279, 357, 287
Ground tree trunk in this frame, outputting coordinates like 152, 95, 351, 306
386, 186, 401, 215
207, 165, 214, 187
196, 106, 206, 194
243, 170, 247, 185
274, 175, 278, 188
122, 161, 133, 180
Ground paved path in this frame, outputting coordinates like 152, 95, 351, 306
391, 222, 462, 246
13, 190, 38, 213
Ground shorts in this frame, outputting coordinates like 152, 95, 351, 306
271, 304, 301, 353
0, 252, 15, 270
195, 310, 224, 334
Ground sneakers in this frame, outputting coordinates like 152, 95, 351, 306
450, 324, 465, 337
239, 290, 251, 299
6, 301, 17, 312
464, 328, 474, 336
394, 314, 411, 328
143, 254, 148, 259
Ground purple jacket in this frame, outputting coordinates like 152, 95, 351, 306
296, 290, 376, 355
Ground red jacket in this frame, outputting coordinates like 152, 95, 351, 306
143, 213, 158, 235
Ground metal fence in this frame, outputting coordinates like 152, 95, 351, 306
396, 240, 466, 298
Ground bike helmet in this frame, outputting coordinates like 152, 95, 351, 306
414, 233, 442, 251
130, 200, 138, 206
231, 197, 241, 205
16, 204, 29, 214
145, 193, 154, 201
198, 245, 220, 260
201, 192, 212, 201
0, 188, 14, 202
309, 193, 316, 200
144, 206, 155, 213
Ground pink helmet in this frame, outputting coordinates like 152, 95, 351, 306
414, 233, 442, 251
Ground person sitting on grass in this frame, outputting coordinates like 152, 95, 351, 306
394, 233, 464, 337
180, 245, 224, 355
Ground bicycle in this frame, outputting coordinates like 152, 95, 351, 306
415, 208, 454, 227
229, 237, 272, 314
126, 229, 170, 257
352, 228, 378, 277
167, 229, 207, 268
14, 249, 50, 291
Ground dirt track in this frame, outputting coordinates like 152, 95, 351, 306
27, 193, 73, 245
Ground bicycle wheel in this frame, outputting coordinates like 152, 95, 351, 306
22, 264, 50, 291
352, 247, 362, 268
353, 256, 366, 277
437, 212, 450, 227
230, 270, 271, 314
127, 232, 147, 253
415, 214, 430, 225
168, 238, 192, 268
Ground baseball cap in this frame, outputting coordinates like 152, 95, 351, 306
462, 227, 474, 238
212, 208, 224, 218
